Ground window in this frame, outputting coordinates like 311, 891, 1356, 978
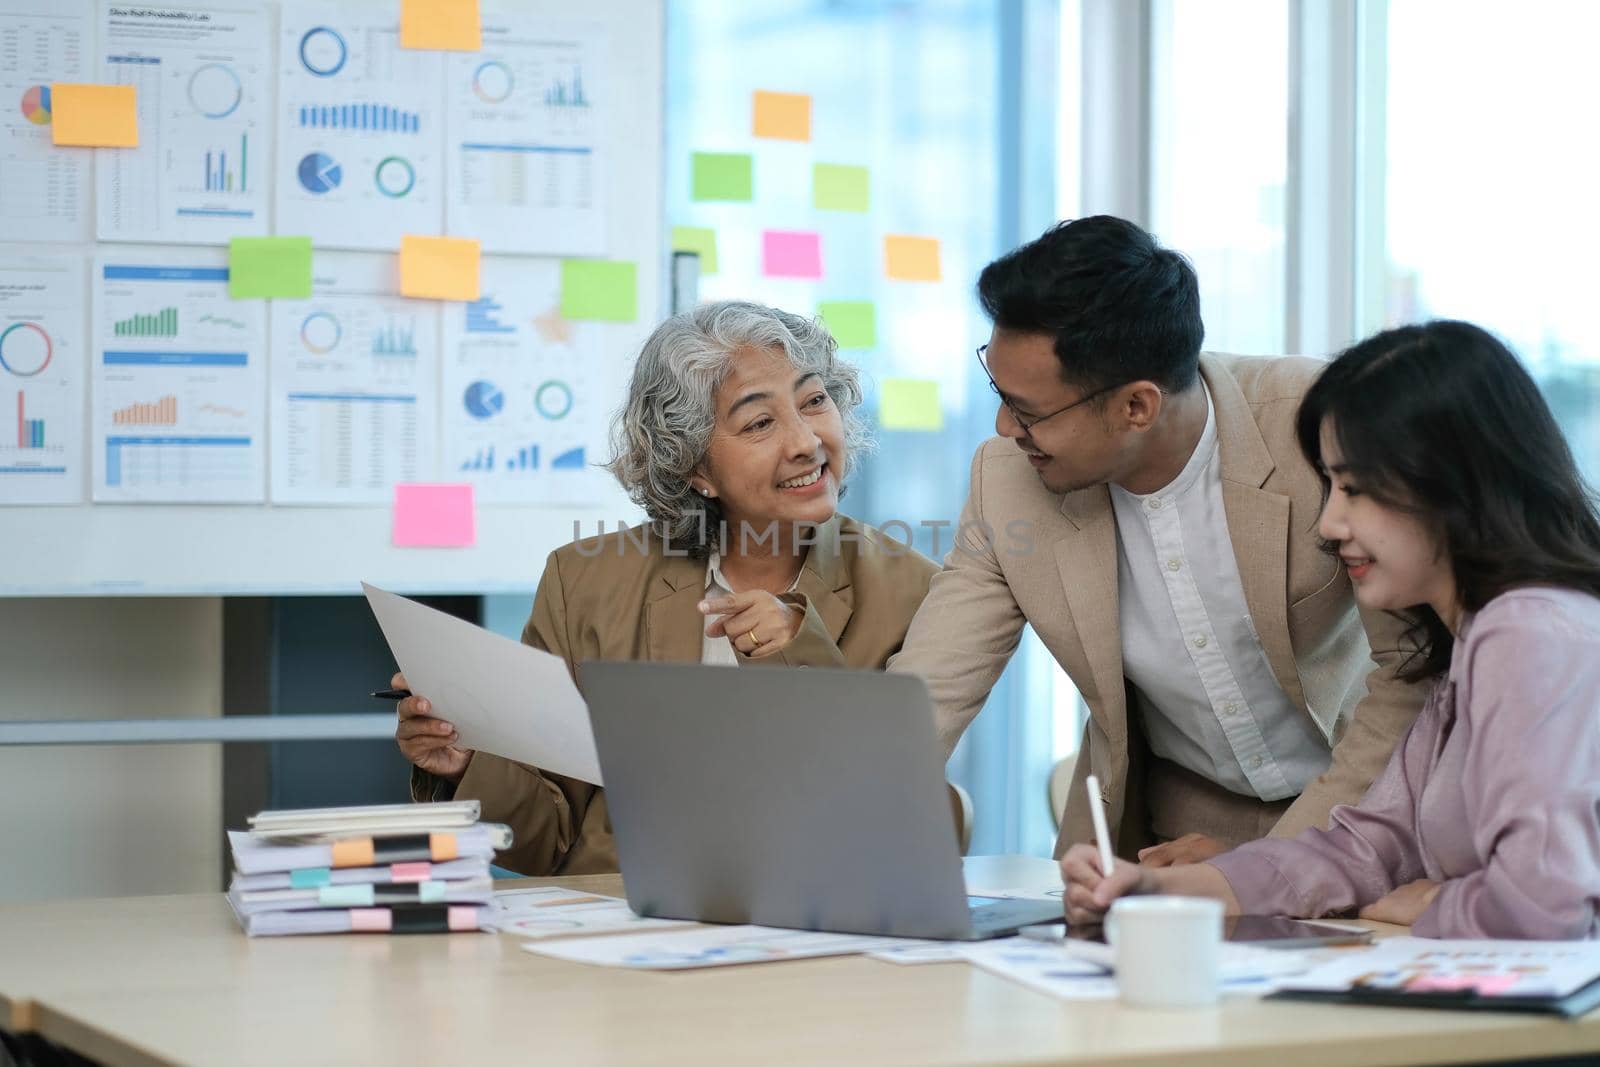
1150, 0, 1289, 355
1379, 0, 1600, 478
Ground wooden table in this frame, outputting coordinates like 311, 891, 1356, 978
2, 857, 1597, 1067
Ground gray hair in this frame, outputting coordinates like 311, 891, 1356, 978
606, 299, 871, 554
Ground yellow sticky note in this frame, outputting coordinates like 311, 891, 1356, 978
400, 0, 482, 51
880, 379, 943, 431
752, 90, 811, 141
50, 83, 138, 147
399, 235, 481, 301
884, 235, 942, 282
671, 226, 718, 275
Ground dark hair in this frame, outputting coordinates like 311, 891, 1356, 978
1296, 320, 1600, 681
976, 215, 1204, 395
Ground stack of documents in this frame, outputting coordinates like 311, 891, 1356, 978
226, 801, 509, 937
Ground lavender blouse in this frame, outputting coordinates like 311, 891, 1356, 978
1208, 586, 1600, 939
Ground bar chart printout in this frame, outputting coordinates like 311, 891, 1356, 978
0, 0, 94, 242
267, 251, 439, 504
0, 254, 86, 505
96, 3, 272, 244
92, 251, 267, 502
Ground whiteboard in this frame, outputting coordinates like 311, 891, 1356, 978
0, 0, 661, 596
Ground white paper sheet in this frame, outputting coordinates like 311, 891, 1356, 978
0, 0, 93, 243
956, 937, 1321, 1001
443, 14, 607, 255
525, 924, 906, 970
269, 252, 439, 504
91, 247, 267, 502
275, 3, 444, 251
1276, 937, 1600, 998
363, 583, 602, 784
439, 256, 612, 505
0, 254, 86, 505
494, 886, 692, 940
96, 2, 273, 244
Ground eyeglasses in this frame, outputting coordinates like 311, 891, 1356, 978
976, 344, 1125, 431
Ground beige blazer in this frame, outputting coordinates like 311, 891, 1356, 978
414, 515, 938, 875
888, 354, 1427, 857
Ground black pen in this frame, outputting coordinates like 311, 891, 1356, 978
370, 688, 412, 700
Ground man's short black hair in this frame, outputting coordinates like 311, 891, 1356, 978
976, 215, 1204, 394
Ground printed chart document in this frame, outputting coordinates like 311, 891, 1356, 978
0, 254, 85, 504
96, 3, 272, 244
363, 583, 602, 784
1271, 937, 1600, 1016
0, 0, 93, 242
92, 247, 266, 502
441, 256, 610, 504
269, 252, 438, 504
493, 886, 692, 941
525, 924, 905, 970
444, 14, 607, 255
956, 937, 1324, 1001
276, 3, 444, 250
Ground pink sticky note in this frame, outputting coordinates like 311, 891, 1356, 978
762, 230, 823, 279
393, 483, 476, 548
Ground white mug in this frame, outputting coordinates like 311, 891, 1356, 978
1105, 896, 1223, 1008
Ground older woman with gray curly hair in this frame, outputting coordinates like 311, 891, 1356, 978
396, 299, 938, 875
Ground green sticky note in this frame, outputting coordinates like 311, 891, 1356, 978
228, 237, 312, 299
561, 259, 638, 322
671, 226, 719, 275
813, 163, 869, 212
818, 300, 876, 349
692, 152, 753, 202
880, 378, 943, 431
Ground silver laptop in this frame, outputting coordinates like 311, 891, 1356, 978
579, 661, 1065, 941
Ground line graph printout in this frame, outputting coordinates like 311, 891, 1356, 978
92, 248, 266, 502
441, 257, 609, 504
0, 254, 85, 504
269, 251, 439, 504
445, 16, 607, 255
276, 5, 443, 250
96, 3, 272, 244
0, 0, 93, 242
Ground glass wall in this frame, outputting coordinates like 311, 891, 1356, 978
1150, 0, 1289, 356
1381, 0, 1600, 478
665, 1, 1064, 854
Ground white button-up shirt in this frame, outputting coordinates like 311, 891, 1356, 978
1109, 386, 1330, 801
700, 552, 801, 667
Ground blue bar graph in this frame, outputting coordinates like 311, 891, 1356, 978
299, 103, 419, 132
465, 296, 516, 334
552, 446, 585, 471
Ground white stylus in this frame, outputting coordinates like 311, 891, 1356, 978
1085, 773, 1116, 876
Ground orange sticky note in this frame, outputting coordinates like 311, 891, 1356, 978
393, 483, 476, 547
752, 90, 811, 141
400, 0, 482, 51
884, 235, 942, 282
399, 235, 480, 301
50, 83, 138, 147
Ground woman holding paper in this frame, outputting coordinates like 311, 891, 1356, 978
394, 300, 938, 875
1062, 321, 1600, 940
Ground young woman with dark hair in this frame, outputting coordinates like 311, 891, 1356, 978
1062, 320, 1600, 939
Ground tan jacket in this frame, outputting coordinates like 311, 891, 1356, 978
414, 515, 938, 875
888, 354, 1427, 858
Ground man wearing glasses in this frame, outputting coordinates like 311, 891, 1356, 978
889, 215, 1423, 867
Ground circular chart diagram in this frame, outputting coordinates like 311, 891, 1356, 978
297, 152, 342, 194
464, 380, 505, 420
299, 311, 341, 354
0, 322, 53, 377
187, 63, 242, 118
20, 85, 50, 126
472, 60, 514, 104
535, 380, 573, 420
299, 27, 348, 77
374, 156, 415, 198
